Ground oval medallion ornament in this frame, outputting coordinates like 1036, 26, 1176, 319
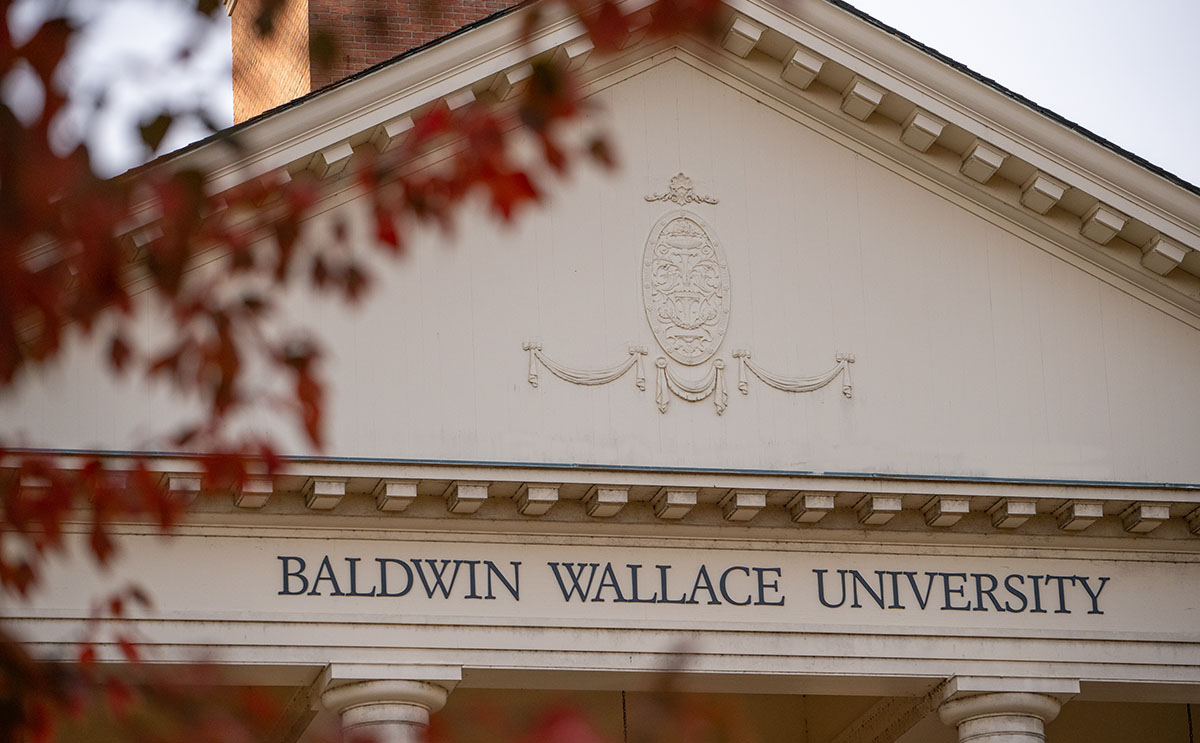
642, 210, 730, 365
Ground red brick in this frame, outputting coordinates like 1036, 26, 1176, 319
233, 0, 516, 120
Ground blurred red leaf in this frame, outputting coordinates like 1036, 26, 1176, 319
18, 18, 71, 84
129, 586, 152, 609
579, 1, 630, 52
26, 699, 54, 743
485, 170, 539, 220
108, 333, 132, 371
529, 705, 610, 743
375, 206, 401, 252
587, 137, 616, 169
104, 678, 136, 720
78, 644, 96, 667
115, 635, 139, 663
89, 526, 115, 565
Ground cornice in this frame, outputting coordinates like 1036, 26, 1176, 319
9, 453, 1200, 541
747, 0, 1200, 238
720, 0, 1200, 294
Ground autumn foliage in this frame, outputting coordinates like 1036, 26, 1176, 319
0, 0, 725, 739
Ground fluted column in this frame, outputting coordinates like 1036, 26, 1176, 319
322, 679, 450, 743
938, 692, 1061, 743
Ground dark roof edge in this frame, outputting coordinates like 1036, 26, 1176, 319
828, 0, 1200, 198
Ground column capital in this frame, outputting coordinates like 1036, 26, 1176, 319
318, 664, 460, 737
935, 677, 1077, 743
940, 675, 1079, 703
321, 679, 451, 718
938, 691, 1062, 728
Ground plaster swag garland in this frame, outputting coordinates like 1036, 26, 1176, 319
656, 357, 728, 415
523, 343, 854, 412
522, 342, 648, 389
733, 350, 855, 398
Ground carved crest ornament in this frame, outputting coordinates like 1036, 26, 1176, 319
643, 211, 730, 366
524, 173, 854, 414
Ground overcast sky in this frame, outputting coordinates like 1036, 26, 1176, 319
35, 0, 1200, 186
846, 0, 1200, 187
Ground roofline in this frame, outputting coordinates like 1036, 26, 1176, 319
140, 0, 1198, 203
829, 0, 1199, 199
125, 0, 1200, 317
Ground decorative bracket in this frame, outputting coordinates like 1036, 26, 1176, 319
733, 350, 854, 398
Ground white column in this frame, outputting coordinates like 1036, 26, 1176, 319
321, 679, 450, 743
938, 692, 1061, 743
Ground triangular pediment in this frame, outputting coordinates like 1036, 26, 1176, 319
10, 1, 1200, 489
171, 0, 1200, 319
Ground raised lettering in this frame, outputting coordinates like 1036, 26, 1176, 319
904, 572, 937, 610
377, 558, 413, 597
1078, 575, 1110, 615
972, 573, 1004, 612
461, 560, 483, 599
627, 564, 659, 603
814, 569, 847, 608
345, 557, 377, 597
850, 570, 887, 610
485, 561, 520, 600
413, 559, 462, 599
278, 556, 308, 595
1003, 574, 1027, 613
719, 566, 752, 606
592, 563, 627, 603
547, 562, 598, 602
1045, 574, 1076, 614
753, 567, 785, 606
689, 565, 721, 605
882, 571, 904, 609
1028, 574, 1046, 613
940, 573, 970, 611
657, 565, 688, 604
309, 555, 344, 596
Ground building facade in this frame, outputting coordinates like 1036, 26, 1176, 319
7, 1, 1200, 741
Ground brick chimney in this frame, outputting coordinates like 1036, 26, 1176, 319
229, 0, 515, 123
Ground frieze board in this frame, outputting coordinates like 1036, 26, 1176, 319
21, 531, 1200, 643
15, 525, 1200, 704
